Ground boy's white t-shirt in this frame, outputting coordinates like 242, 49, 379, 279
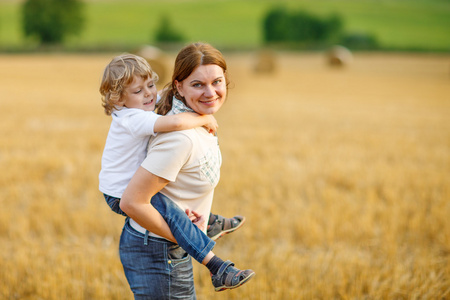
99, 107, 160, 198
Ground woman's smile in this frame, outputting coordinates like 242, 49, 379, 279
200, 98, 219, 106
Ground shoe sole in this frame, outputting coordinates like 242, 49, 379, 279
210, 217, 246, 241
214, 271, 255, 292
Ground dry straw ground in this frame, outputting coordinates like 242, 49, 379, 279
0, 51, 449, 299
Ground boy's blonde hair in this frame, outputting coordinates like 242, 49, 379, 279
100, 54, 159, 115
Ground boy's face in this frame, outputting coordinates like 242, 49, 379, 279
122, 76, 157, 111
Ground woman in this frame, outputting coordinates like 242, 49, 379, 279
119, 43, 254, 299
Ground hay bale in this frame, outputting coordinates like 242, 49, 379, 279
134, 45, 168, 85
326, 45, 353, 67
254, 49, 277, 74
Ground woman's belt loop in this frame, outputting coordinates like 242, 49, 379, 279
144, 230, 149, 245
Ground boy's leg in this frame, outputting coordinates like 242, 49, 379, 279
103, 194, 128, 216
150, 193, 215, 264
207, 213, 246, 240
151, 193, 255, 292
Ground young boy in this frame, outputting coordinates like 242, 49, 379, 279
99, 54, 254, 291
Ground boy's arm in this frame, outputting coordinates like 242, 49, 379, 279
154, 112, 218, 134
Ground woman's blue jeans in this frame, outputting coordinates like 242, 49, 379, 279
120, 219, 196, 299
119, 193, 216, 299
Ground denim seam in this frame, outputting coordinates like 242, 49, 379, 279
165, 243, 172, 298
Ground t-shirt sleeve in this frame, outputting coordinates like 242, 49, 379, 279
141, 132, 193, 182
125, 111, 160, 138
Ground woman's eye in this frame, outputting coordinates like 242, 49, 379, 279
213, 79, 222, 85
193, 83, 202, 88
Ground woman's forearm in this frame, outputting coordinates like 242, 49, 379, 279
120, 167, 177, 243
125, 203, 176, 242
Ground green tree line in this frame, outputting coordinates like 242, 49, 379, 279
21, 0, 417, 51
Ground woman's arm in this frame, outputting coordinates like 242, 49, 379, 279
120, 167, 177, 243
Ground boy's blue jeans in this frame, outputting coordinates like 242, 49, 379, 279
104, 192, 215, 263
104, 194, 127, 216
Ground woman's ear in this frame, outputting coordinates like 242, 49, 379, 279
175, 80, 183, 98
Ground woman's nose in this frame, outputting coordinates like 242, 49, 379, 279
204, 85, 215, 97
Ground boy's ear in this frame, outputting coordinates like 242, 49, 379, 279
115, 97, 126, 107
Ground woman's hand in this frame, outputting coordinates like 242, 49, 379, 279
185, 209, 206, 231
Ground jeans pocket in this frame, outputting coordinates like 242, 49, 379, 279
168, 245, 190, 267
167, 245, 195, 299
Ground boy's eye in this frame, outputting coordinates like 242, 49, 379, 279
213, 79, 222, 85
134, 89, 142, 94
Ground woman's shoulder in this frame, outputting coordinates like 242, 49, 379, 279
150, 127, 212, 148
150, 129, 195, 147
156, 128, 197, 138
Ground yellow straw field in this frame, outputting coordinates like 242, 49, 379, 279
0, 51, 449, 299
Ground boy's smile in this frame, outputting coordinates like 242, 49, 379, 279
122, 76, 157, 111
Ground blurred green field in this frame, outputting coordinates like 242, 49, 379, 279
0, 0, 449, 51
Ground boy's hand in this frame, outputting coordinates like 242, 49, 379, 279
185, 209, 206, 231
203, 115, 218, 135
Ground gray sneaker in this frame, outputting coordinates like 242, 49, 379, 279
207, 214, 246, 240
211, 260, 255, 292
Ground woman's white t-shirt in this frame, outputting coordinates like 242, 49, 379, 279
131, 99, 222, 236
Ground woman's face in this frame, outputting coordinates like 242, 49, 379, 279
175, 64, 226, 115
